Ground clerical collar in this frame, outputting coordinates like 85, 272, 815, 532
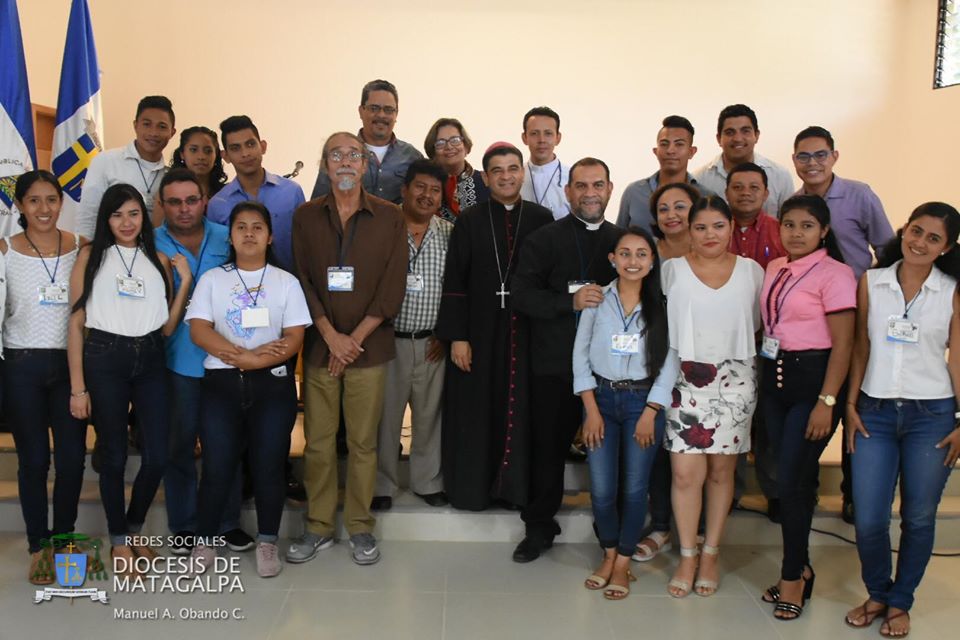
572, 215, 602, 231
493, 198, 521, 211
504, 203, 516, 211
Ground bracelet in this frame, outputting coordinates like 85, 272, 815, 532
645, 402, 663, 414
954, 411, 960, 420
71, 390, 88, 398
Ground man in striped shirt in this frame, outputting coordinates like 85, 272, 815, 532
372, 160, 454, 510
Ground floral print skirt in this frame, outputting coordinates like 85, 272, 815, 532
664, 359, 757, 455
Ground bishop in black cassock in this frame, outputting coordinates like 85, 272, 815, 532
436, 143, 553, 511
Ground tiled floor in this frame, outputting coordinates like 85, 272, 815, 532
1, 534, 957, 639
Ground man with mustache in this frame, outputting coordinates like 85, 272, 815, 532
726, 162, 786, 270
520, 106, 571, 221
694, 104, 795, 217
207, 115, 305, 274
371, 160, 454, 511
436, 143, 553, 511
289, 132, 407, 566
510, 158, 625, 562
310, 79, 423, 205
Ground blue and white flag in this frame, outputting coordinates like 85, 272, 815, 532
0, 0, 37, 237
52, 0, 102, 232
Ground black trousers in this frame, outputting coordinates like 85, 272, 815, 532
520, 374, 582, 539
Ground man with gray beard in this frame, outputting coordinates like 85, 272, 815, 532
289, 131, 407, 566
510, 158, 626, 562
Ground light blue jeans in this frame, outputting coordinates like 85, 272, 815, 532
851, 393, 956, 611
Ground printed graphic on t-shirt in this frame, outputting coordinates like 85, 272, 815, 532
225, 283, 267, 339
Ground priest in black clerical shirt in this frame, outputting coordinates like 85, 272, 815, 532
435, 143, 553, 511
510, 158, 626, 562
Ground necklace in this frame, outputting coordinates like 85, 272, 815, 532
488, 199, 524, 309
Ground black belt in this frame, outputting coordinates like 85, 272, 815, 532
395, 330, 433, 339
776, 348, 831, 359
595, 374, 652, 390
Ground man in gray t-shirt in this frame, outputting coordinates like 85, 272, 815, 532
616, 115, 715, 232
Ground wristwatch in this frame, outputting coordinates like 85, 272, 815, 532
818, 394, 837, 407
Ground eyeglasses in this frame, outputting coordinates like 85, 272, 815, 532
163, 196, 203, 207
795, 150, 833, 164
434, 136, 464, 150
329, 149, 366, 163
363, 104, 397, 116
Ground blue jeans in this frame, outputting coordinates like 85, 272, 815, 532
196, 366, 296, 542
851, 393, 956, 611
588, 384, 665, 556
84, 330, 169, 546
4, 349, 87, 553
164, 371, 242, 534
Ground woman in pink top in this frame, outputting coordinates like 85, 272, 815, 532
757, 195, 856, 620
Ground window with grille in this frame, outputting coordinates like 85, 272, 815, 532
935, 0, 960, 88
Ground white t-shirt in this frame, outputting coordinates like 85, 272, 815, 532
366, 143, 389, 164
185, 263, 312, 370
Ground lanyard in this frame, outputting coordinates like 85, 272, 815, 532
902, 290, 923, 319
171, 231, 209, 292
335, 214, 361, 267
236, 265, 268, 307
614, 294, 641, 332
25, 230, 62, 283
407, 225, 433, 273
528, 162, 561, 206
764, 260, 822, 333
135, 159, 160, 196
115, 245, 140, 277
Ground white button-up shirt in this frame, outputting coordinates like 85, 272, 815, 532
693, 152, 795, 218
862, 261, 956, 399
520, 158, 570, 220
77, 141, 167, 239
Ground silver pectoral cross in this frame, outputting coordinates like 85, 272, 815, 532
496, 283, 510, 309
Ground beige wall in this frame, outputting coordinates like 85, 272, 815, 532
18, 0, 959, 226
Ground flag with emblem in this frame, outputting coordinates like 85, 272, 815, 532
52, 0, 101, 232
0, 0, 37, 238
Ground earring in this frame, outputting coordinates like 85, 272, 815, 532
610, 261, 616, 268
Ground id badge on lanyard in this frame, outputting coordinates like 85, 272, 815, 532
328, 267, 355, 292
610, 333, 640, 356
116, 275, 145, 298
38, 283, 69, 305
406, 273, 424, 293
241, 307, 270, 329
760, 335, 781, 360
887, 316, 920, 343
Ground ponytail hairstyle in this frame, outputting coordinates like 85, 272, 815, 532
616, 225, 669, 379
876, 202, 960, 279
779, 195, 846, 263
73, 183, 171, 313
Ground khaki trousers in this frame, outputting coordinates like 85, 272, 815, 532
303, 363, 386, 536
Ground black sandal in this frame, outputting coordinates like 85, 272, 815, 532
774, 600, 804, 620
761, 585, 780, 603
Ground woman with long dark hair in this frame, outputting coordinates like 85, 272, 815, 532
67, 183, 191, 573
187, 202, 310, 578
661, 195, 763, 598
171, 126, 228, 197
756, 195, 856, 620
2, 171, 87, 583
844, 202, 960, 638
573, 227, 678, 600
